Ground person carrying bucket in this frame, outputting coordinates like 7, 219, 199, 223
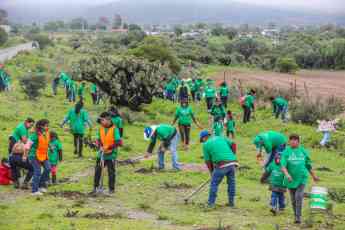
281, 134, 319, 224
144, 124, 181, 171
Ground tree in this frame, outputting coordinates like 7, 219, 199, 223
113, 14, 122, 29
0, 27, 8, 46
19, 73, 47, 100
224, 27, 238, 40
72, 54, 172, 110
130, 36, 180, 73
97, 16, 110, 30
31, 34, 53, 49
0, 9, 8, 25
128, 24, 142, 31
276, 57, 299, 74
211, 24, 225, 36
70, 18, 88, 30
174, 26, 183, 37
233, 38, 261, 60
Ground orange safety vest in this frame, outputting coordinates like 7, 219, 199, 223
36, 132, 50, 162
100, 126, 115, 154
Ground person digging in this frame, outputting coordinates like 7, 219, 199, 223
92, 112, 122, 195
144, 124, 181, 171
200, 130, 238, 208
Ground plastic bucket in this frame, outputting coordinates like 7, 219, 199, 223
310, 186, 328, 210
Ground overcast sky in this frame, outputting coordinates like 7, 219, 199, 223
1, 0, 344, 13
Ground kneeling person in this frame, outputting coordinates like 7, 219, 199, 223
200, 131, 238, 208
93, 112, 122, 194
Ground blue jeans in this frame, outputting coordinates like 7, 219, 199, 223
158, 133, 180, 170
208, 165, 236, 206
264, 144, 286, 168
320, 131, 331, 146
275, 105, 288, 122
30, 158, 51, 193
271, 191, 285, 210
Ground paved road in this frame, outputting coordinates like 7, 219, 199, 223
0, 42, 35, 63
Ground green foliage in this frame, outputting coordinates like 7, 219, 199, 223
19, 72, 47, 100
276, 57, 299, 73
232, 38, 265, 60
174, 26, 183, 37
30, 34, 53, 49
0, 27, 8, 46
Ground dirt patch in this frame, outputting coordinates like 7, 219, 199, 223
196, 226, 233, 230
83, 212, 125, 219
135, 167, 157, 174
316, 167, 333, 172
181, 163, 208, 172
64, 209, 79, 218
161, 182, 193, 190
48, 191, 91, 199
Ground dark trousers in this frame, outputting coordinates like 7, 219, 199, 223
91, 93, 98, 105
191, 91, 196, 101
221, 96, 228, 108
289, 184, 305, 222
9, 154, 34, 183
94, 159, 115, 191
271, 191, 285, 210
242, 106, 252, 123
73, 134, 84, 157
206, 97, 214, 111
178, 125, 191, 145
8, 136, 16, 155
226, 130, 235, 139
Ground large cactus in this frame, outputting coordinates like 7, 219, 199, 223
72, 53, 171, 110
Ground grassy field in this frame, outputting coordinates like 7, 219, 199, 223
0, 49, 345, 230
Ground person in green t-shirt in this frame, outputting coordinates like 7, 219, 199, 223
78, 82, 86, 100
92, 112, 122, 195
48, 131, 63, 185
200, 130, 238, 208
253, 131, 287, 168
210, 98, 226, 122
109, 106, 124, 137
90, 83, 99, 105
281, 134, 319, 224
144, 124, 181, 170
61, 101, 92, 157
195, 78, 204, 101
204, 80, 216, 112
219, 82, 229, 108
190, 79, 198, 102
270, 96, 289, 122
242, 89, 256, 123
260, 154, 286, 215
225, 111, 236, 139
172, 100, 202, 150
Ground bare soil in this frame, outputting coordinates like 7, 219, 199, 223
214, 69, 345, 100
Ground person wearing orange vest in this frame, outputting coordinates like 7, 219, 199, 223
28, 119, 51, 196
92, 112, 122, 195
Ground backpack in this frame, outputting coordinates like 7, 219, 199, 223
0, 164, 12, 185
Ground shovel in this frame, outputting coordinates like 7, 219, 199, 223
97, 150, 105, 193
183, 179, 210, 204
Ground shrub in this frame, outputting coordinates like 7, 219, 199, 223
276, 57, 299, 74
19, 72, 47, 100
290, 96, 345, 125
31, 34, 53, 49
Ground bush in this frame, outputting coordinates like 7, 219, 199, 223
19, 73, 47, 100
0, 27, 8, 46
276, 57, 299, 74
290, 96, 345, 125
31, 34, 53, 49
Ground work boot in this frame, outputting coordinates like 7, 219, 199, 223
295, 216, 301, 224
52, 175, 57, 185
21, 181, 29, 190
270, 208, 277, 216
13, 180, 20, 189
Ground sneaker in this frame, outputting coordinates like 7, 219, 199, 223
13, 181, 20, 189
108, 190, 114, 195
39, 188, 48, 193
21, 182, 29, 190
294, 220, 301, 224
31, 191, 43, 196
270, 208, 277, 216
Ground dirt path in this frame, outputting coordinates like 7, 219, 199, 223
214, 69, 345, 100
0, 42, 35, 63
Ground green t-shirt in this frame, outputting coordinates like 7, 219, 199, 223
96, 126, 121, 160
64, 108, 90, 135
90, 84, 97, 94
273, 97, 288, 107
78, 85, 85, 96
48, 139, 62, 165
203, 136, 237, 163
244, 94, 255, 108
281, 146, 312, 189
111, 116, 123, 129
266, 161, 285, 188
213, 121, 224, 136
175, 106, 194, 126
153, 124, 176, 141
253, 131, 287, 154
219, 85, 229, 97
226, 119, 235, 132
204, 86, 216, 98
210, 105, 226, 121
11, 122, 29, 142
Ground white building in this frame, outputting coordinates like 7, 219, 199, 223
0, 25, 11, 33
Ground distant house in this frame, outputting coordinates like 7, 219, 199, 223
145, 31, 161, 36
261, 29, 279, 38
0, 25, 11, 33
